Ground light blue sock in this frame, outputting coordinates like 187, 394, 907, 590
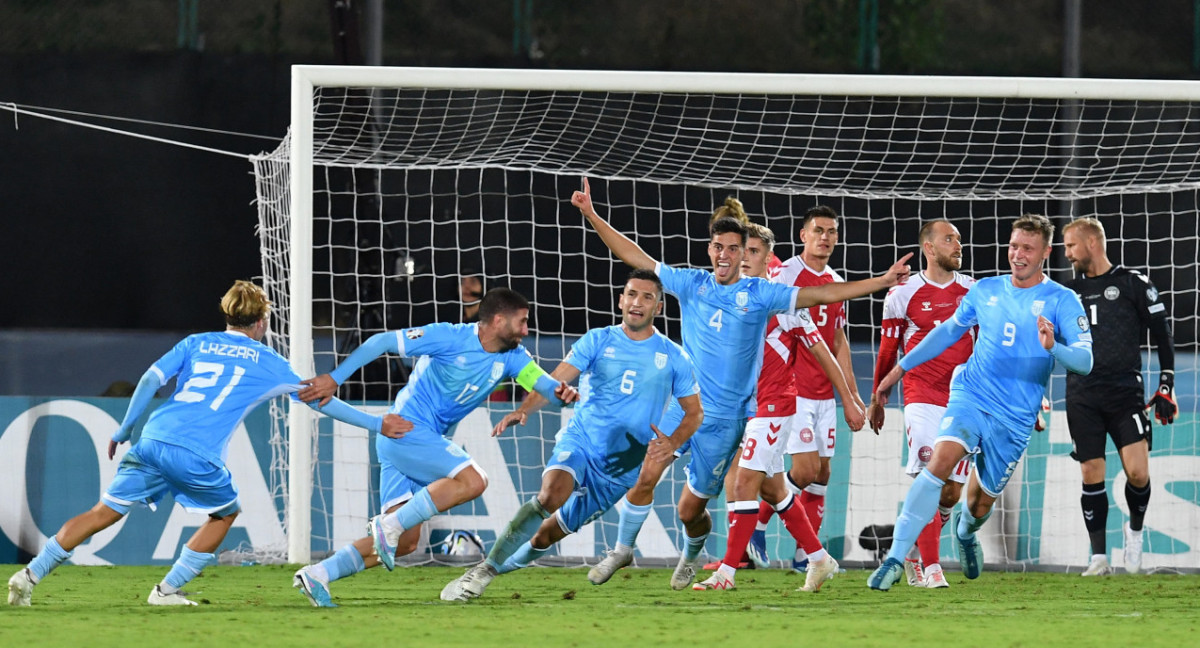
498, 541, 551, 574
393, 487, 439, 531
320, 544, 366, 582
162, 547, 215, 592
957, 507, 992, 538
28, 536, 72, 582
616, 497, 652, 550
885, 469, 945, 563
486, 498, 550, 570
683, 532, 708, 562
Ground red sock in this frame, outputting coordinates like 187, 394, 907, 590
916, 512, 943, 566
777, 495, 822, 555
799, 489, 825, 535
757, 499, 774, 526
721, 503, 760, 567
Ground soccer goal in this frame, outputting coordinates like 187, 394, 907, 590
253, 66, 1199, 571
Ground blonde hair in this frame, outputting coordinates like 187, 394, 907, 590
710, 196, 749, 224
221, 280, 271, 328
1012, 213, 1055, 245
745, 222, 776, 253
1063, 217, 1106, 244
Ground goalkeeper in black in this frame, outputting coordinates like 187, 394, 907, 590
1061, 217, 1175, 576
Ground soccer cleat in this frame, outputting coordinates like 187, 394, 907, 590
692, 570, 735, 591
867, 557, 903, 591
953, 511, 984, 579
1081, 554, 1113, 577
747, 530, 770, 569
7, 568, 34, 607
923, 564, 949, 589
587, 546, 633, 585
147, 584, 198, 606
369, 514, 396, 571
440, 562, 498, 601
791, 547, 809, 574
798, 556, 838, 592
1124, 523, 1144, 574
904, 558, 926, 587
293, 566, 337, 608
669, 554, 699, 590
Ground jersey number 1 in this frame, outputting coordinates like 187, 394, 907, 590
175, 361, 246, 411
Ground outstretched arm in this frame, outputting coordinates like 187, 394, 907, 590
109, 369, 165, 459
493, 362, 582, 436
298, 331, 399, 405
794, 253, 913, 309
572, 177, 657, 271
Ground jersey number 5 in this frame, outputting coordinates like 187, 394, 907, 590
175, 361, 246, 411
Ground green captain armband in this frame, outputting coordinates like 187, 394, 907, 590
515, 361, 551, 392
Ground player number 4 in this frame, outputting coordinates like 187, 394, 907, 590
708, 309, 723, 332
175, 361, 246, 411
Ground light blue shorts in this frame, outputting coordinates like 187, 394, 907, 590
375, 426, 476, 510
104, 439, 239, 516
661, 402, 745, 499
936, 399, 1031, 497
545, 431, 632, 534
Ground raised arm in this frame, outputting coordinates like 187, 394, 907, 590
298, 331, 399, 405
493, 362, 582, 436
794, 253, 913, 309
572, 177, 657, 271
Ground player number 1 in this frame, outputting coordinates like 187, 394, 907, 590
1089, 303, 1098, 326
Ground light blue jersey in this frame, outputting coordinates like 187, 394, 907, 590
945, 275, 1091, 431
656, 262, 798, 419
335, 322, 538, 435
562, 325, 699, 483
139, 330, 301, 464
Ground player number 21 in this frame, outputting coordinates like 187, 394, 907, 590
175, 361, 246, 411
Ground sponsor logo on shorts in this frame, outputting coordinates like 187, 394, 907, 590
767, 423, 781, 445
918, 445, 932, 462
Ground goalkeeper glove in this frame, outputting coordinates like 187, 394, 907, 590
1147, 371, 1178, 425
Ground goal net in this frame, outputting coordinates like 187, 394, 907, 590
252, 67, 1199, 571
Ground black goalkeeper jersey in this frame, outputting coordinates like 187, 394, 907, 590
1065, 265, 1173, 395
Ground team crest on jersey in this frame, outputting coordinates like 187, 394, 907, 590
1031, 300, 1045, 317
405, 328, 425, 340
1147, 286, 1158, 302
736, 291, 748, 308
698, 286, 708, 296
1104, 286, 1120, 300
654, 352, 668, 369
491, 361, 504, 381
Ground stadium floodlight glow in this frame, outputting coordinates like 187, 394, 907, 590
254, 66, 1199, 569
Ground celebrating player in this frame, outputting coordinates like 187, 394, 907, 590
1062, 217, 1175, 576
774, 206, 867, 570
866, 220, 975, 588
692, 222, 864, 593
868, 214, 1093, 590
573, 178, 911, 589
7, 281, 402, 607
439, 270, 702, 601
291, 288, 577, 607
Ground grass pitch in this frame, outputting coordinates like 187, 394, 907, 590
2, 563, 1195, 647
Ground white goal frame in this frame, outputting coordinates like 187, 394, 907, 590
284, 65, 1200, 564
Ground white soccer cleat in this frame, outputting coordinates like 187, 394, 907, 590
923, 564, 949, 589
440, 562, 498, 601
147, 584, 198, 606
798, 556, 838, 592
587, 547, 633, 586
293, 566, 337, 608
1081, 554, 1113, 577
7, 568, 34, 607
1123, 523, 1144, 574
692, 570, 735, 591
904, 558, 926, 587
669, 554, 699, 591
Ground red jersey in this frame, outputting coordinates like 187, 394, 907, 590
873, 272, 975, 407
755, 310, 822, 417
774, 256, 846, 400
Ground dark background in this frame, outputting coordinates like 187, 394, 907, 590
2, 0, 1199, 333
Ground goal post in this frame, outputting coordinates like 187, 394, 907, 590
257, 65, 1200, 569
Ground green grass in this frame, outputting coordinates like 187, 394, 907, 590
2, 564, 1197, 647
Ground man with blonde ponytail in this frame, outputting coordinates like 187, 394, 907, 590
7, 281, 402, 608
573, 178, 912, 589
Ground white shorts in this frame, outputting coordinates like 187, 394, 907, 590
787, 396, 837, 458
904, 402, 970, 484
739, 415, 792, 477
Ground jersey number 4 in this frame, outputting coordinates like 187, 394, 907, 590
175, 361, 246, 411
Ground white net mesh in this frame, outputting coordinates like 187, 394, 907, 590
253, 72, 1199, 570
